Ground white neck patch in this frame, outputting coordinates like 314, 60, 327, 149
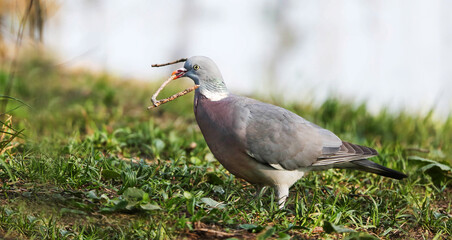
202, 89, 228, 101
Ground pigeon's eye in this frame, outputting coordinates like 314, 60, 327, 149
193, 64, 200, 71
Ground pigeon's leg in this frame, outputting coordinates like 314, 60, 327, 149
253, 185, 268, 199
275, 185, 289, 209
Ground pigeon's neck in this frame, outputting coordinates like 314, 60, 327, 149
199, 80, 229, 101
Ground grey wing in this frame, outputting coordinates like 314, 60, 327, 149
239, 99, 378, 171
312, 141, 378, 166
241, 100, 343, 170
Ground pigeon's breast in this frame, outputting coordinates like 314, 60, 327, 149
194, 94, 262, 182
194, 94, 246, 158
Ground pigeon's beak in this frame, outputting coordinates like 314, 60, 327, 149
171, 67, 187, 79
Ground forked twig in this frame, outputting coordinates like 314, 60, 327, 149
147, 85, 199, 109
151, 58, 187, 68
148, 75, 199, 109
148, 58, 195, 109
151, 75, 177, 104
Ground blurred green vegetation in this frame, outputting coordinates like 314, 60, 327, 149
0, 56, 451, 239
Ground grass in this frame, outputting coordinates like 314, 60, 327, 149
0, 55, 451, 239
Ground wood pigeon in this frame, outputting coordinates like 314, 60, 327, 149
168, 56, 407, 208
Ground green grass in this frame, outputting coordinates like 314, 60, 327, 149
0, 56, 451, 239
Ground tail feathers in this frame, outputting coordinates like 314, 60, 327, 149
341, 141, 378, 156
351, 159, 408, 180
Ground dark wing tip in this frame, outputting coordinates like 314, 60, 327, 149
352, 159, 408, 180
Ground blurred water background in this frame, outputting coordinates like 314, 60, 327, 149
3, 0, 452, 117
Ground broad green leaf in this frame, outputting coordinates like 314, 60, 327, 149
85, 190, 99, 200
408, 156, 452, 171
183, 191, 193, 199
239, 224, 259, 230
206, 172, 223, 185
200, 197, 226, 209
204, 152, 216, 162
408, 156, 452, 185
239, 224, 265, 233
3, 208, 14, 216
112, 200, 129, 211
323, 221, 355, 234
190, 156, 202, 165
419, 163, 451, 172
126, 201, 139, 210
27, 215, 38, 223
277, 232, 291, 240
60, 208, 87, 215
142, 192, 150, 202
140, 202, 161, 211
59, 229, 72, 237
213, 185, 225, 195
153, 139, 165, 152
344, 232, 379, 240
257, 227, 276, 240
101, 169, 121, 180
123, 187, 145, 201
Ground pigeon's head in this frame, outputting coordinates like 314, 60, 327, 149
172, 56, 228, 99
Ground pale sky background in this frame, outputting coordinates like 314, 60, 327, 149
41, 0, 452, 117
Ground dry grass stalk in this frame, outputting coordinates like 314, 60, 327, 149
0, 114, 19, 155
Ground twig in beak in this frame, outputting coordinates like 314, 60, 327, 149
148, 75, 199, 109
148, 85, 199, 109
151, 75, 176, 105
151, 58, 187, 68
149, 58, 194, 109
